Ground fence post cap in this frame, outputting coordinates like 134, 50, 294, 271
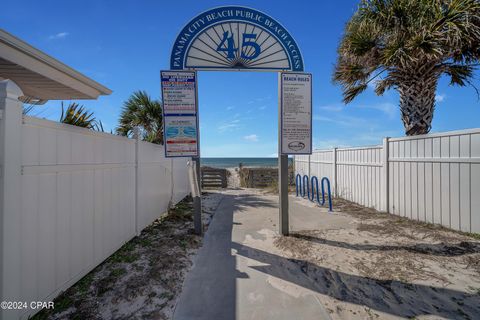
0, 79, 23, 98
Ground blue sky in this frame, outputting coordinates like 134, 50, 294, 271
2, 0, 479, 157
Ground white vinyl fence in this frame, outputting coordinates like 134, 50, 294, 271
295, 128, 480, 234
1, 113, 190, 319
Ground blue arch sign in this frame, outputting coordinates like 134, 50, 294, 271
170, 6, 304, 71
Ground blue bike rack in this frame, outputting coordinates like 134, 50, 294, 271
302, 175, 310, 199
321, 177, 333, 212
295, 174, 302, 197
295, 174, 333, 212
310, 176, 320, 203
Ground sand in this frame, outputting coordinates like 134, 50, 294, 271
226, 167, 241, 188
33, 193, 224, 320
34, 188, 479, 319
272, 197, 480, 319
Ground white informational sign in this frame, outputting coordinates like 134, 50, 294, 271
161, 71, 199, 157
161, 71, 197, 115
164, 116, 199, 156
280, 72, 312, 155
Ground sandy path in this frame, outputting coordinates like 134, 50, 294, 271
34, 193, 224, 320
173, 189, 331, 320
276, 196, 480, 319
176, 189, 480, 320
226, 167, 241, 188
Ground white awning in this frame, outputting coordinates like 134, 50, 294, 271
0, 29, 112, 102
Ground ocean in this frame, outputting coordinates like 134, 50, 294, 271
201, 157, 293, 168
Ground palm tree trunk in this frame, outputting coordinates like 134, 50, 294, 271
397, 72, 438, 136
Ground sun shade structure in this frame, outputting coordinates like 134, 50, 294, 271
0, 29, 111, 103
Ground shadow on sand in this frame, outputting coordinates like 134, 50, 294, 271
289, 232, 480, 257
233, 242, 479, 319
174, 192, 479, 320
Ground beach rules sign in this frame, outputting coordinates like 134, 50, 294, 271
280, 72, 312, 155
161, 71, 199, 157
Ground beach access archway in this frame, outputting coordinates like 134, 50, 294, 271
166, 6, 311, 235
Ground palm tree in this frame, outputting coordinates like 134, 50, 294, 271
334, 0, 480, 135
116, 90, 163, 144
60, 102, 104, 131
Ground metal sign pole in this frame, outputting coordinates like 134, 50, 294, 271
279, 155, 289, 236
278, 72, 289, 236
161, 70, 202, 235
193, 156, 202, 235
193, 73, 202, 236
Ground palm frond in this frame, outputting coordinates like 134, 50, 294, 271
60, 102, 103, 131
374, 77, 396, 96
116, 91, 164, 144
343, 83, 368, 104
445, 64, 476, 86
334, 0, 480, 103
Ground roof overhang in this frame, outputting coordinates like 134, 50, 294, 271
0, 29, 112, 102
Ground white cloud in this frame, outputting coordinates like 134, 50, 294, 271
318, 104, 344, 112
313, 114, 370, 128
317, 102, 397, 119
48, 32, 69, 40
218, 119, 240, 132
435, 94, 446, 103
247, 95, 271, 105
226, 106, 235, 110
256, 96, 271, 102
357, 102, 397, 119
259, 105, 267, 110
313, 115, 338, 122
244, 134, 259, 142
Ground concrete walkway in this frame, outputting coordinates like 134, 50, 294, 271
173, 189, 339, 320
